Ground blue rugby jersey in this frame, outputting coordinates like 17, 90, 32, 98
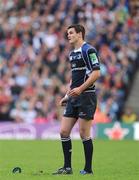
69, 42, 100, 92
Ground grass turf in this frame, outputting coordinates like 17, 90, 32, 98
0, 140, 139, 180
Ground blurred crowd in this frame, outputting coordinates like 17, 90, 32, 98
0, 0, 139, 124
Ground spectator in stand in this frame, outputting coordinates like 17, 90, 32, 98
0, 104, 14, 122
121, 107, 138, 123
93, 106, 111, 124
0, 0, 138, 123
34, 110, 48, 124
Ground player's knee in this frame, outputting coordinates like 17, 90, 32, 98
60, 129, 70, 137
79, 128, 87, 139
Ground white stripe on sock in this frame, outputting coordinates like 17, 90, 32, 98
82, 137, 91, 142
61, 137, 71, 142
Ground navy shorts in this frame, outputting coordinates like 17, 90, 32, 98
63, 92, 97, 120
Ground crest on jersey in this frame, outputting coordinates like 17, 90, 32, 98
72, 63, 76, 68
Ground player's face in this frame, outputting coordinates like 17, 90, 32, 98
67, 28, 80, 44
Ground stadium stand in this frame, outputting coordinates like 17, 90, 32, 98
0, 0, 138, 123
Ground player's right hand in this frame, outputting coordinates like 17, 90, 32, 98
60, 97, 68, 106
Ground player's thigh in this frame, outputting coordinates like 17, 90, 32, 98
60, 116, 77, 137
78, 118, 93, 138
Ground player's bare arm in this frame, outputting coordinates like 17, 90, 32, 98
60, 94, 69, 106
60, 81, 72, 106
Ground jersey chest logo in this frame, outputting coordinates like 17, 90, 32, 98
69, 53, 82, 61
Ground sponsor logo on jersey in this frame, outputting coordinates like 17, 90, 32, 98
89, 53, 98, 64
70, 53, 82, 61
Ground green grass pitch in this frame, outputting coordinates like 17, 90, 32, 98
0, 140, 139, 180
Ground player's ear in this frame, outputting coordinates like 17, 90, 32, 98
79, 32, 82, 39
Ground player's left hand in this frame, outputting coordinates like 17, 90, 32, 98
68, 87, 82, 97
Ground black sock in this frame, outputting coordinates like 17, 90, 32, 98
61, 136, 72, 168
82, 138, 93, 172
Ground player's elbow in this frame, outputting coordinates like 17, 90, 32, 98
95, 70, 101, 79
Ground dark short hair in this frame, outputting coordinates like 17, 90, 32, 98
67, 24, 85, 40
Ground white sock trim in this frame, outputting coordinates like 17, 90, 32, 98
82, 137, 91, 142
61, 137, 71, 142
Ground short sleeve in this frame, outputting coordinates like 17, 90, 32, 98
87, 48, 100, 70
